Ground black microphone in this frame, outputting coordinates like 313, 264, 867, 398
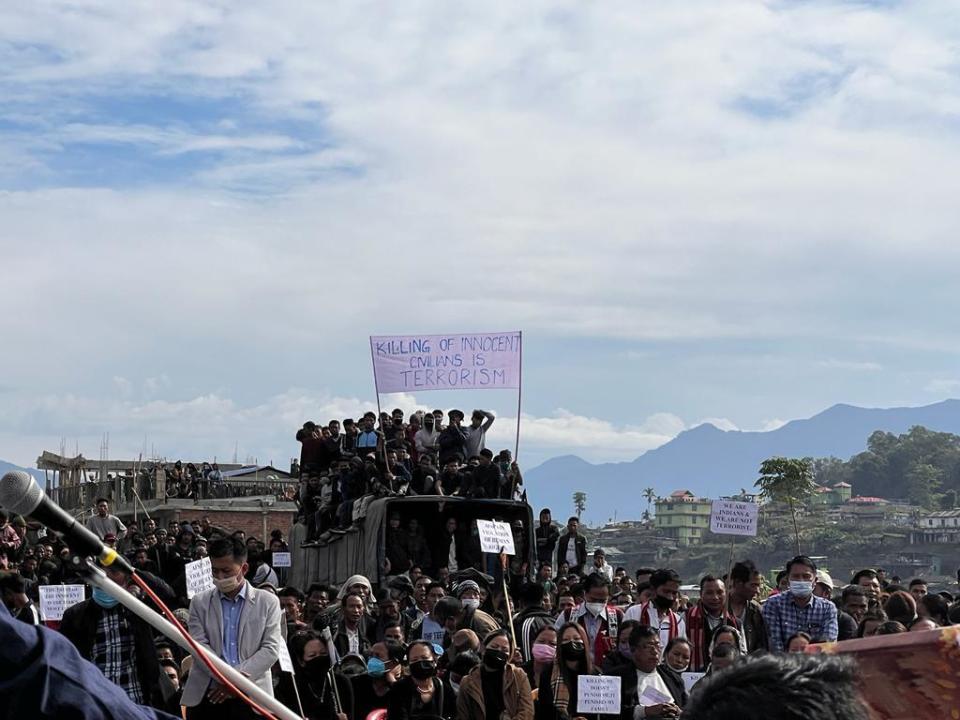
0, 470, 134, 574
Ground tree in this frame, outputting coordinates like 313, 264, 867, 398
573, 491, 587, 519
755, 457, 817, 555
643, 487, 657, 518
906, 462, 942, 509
940, 488, 958, 510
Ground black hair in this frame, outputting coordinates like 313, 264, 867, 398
776, 570, 788, 585
449, 649, 481, 677
519, 582, 546, 607
341, 591, 365, 607
567, 516, 579, 524
786, 632, 811, 647
664, 636, 692, 654
875, 621, 907, 635
540, 508, 552, 516
682, 653, 869, 720
841, 585, 867, 603
278, 587, 305, 603
406, 640, 437, 661
288, 630, 323, 666
710, 642, 738, 661
208, 537, 247, 564
628, 624, 660, 649
699, 574, 722, 591
306, 583, 330, 596
919, 594, 949, 626
730, 560, 759, 585
850, 568, 877, 584
432, 596, 462, 622
650, 568, 682, 588
785, 556, 817, 574
0, 573, 26, 594
95, 497, 109, 505
582, 574, 609, 593
908, 578, 927, 589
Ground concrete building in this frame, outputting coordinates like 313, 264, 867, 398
654, 490, 712, 546
910, 509, 960, 545
809, 482, 853, 506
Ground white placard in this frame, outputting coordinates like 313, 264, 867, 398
272, 552, 291, 568
709, 500, 759, 537
185, 557, 214, 599
639, 684, 674, 707
39, 584, 85, 621
476, 519, 515, 555
682, 671, 705, 693
277, 640, 295, 673
577, 675, 621, 715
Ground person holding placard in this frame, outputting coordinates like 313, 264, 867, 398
613, 626, 684, 720
456, 628, 534, 720
59, 563, 162, 706
276, 629, 353, 720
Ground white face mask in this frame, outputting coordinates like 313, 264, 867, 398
585, 602, 606, 616
214, 574, 242, 594
462, 598, 480, 611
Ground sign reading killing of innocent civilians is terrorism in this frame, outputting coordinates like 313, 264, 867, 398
370, 332, 521, 393
709, 499, 759, 536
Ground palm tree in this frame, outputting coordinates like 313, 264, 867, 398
572, 491, 587, 519
643, 487, 657, 519
755, 457, 816, 555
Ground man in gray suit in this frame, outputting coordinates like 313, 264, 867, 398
181, 537, 283, 719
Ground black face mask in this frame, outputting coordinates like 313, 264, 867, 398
409, 660, 437, 680
483, 648, 509, 671
561, 641, 585, 660
653, 595, 674, 611
305, 656, 331, 681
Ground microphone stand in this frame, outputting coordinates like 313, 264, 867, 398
75, 559, 302, 720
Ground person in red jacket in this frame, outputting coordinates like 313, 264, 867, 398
554, 573, 622, 668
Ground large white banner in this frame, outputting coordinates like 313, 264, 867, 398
370, 332, 521, 393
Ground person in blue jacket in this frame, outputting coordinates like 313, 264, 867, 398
0, 599, 178, 720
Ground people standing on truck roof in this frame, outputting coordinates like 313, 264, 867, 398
438, 410, 468, 466
463, 410, 495, 459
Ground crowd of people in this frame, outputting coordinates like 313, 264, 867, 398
294, 408, 524, 543
0, 407, 950, 719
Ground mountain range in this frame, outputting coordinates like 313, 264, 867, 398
524, 399, 960, 524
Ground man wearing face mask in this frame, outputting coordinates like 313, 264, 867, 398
59, 564, 161, 706
180, 537, 282, 719
625, 569, 687, 649
455, 581, 499, 638
761, 555, 838, 652
556, 574, 622, 668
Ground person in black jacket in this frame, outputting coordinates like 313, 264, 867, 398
614, 625, 685, 719
555, 517, 587, 575
437, 411, 468, 467
388, 640, 455, 720
535, 509, 559, 567
59, 566, 162, 708
277, 630, 354, 720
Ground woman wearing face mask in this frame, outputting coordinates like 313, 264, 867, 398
522, 626, 558, 687
456, 629, 534, 720
352, 640, 405, 720
535, 623, 596, 720
662, 637, 692, 676
277, 630, 354, 720
388, 640, 453, 719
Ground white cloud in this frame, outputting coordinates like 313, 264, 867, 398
696, 417, 740, 432
759, 418, 788, 432
817, 359, 883, 372
1, 2, 959, 459
924, 379, 960, 395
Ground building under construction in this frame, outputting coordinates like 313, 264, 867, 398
36, 451, 299, 541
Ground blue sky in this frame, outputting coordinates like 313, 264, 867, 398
2, 1, 960, 470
